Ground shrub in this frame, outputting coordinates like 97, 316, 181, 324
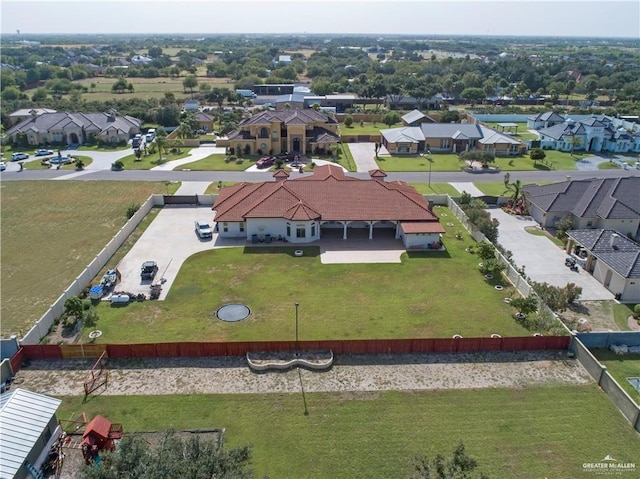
112, 160, 124, 170
475, 242, 496, 260
633, 304, 640, 319
126, 203, 141, 219
529, 148, 546, 163
344, 115, 354, 127
75, 159, 85, 170
479, 258, 506, 276
510, 296, 538, 316
554, 215, 574, 240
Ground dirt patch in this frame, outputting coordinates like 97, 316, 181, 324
560, 301, 619, 332
14, 351, 591, 398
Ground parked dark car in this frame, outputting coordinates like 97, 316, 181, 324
276, 152, 295, 162
140, 261, 158, 280
256, 156, 275, 168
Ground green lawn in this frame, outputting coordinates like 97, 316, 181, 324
592, 349, 640, 401
118, 149, 192, 170
77, 144, 130, 152
184, 153, 257, 171
524, 227, 565, 247
340, 122, 396, 135
473, 181, 553, 196
613, 303, 637, 331
375, 153, 464, 172
57, 385, 640, 479
84, 208, 530, 343
0, 181, 169, 337
409, 182, 461, 195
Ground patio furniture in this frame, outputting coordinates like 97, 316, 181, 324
264, 234, 272, 244
252, 234, 259, 244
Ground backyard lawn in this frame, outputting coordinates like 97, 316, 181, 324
592, 349, 640, 401
339, 122, 397, 135
482, 122, 539, 141
57, 384, 640, 479
0, 181, 168, 337
84, 207, 531, 343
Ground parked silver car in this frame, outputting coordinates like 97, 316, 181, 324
195, 219, 214, 239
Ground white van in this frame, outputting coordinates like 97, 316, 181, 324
146, 129, 156, 143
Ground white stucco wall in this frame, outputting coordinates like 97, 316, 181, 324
402, 232, 441, 249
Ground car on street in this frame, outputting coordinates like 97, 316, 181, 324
35, 149, 54, 156
195, 219, 214, 239
256, 156, 275, 169
0, 161, 6, 171
11, 152, 29, 161
140, 261, 158, 281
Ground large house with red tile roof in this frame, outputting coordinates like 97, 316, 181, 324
226, 108, 340, 157
213, 165, 445, 249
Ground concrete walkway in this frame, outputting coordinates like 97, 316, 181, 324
449, 182, 485, 196
488, 208, 613, 300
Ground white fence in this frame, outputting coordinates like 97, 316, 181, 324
21, 195, 165, 345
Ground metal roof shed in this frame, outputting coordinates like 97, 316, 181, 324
0, 388, 61, 479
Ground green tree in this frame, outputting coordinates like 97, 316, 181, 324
529, 148, 546, 164
382, 111, 401, 127
439, 110, 460, 123
503, 179, 527, 213
554, 215, 574, 240
411, 442, 488, 479
565, 79, 576, 102
31, 87, 48, 102
81, 430, 255, 479
111, 77, 128, 94
344, 115, 354, 128
182, 75, 198, 96
568, 134, 583, 156
460, 87, 486, 104
475, 242, 496, 261
510, 296, 538, 316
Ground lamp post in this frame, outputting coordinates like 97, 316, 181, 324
427, 150, 433, 188
294, 302, 299, 356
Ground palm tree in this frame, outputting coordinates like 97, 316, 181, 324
568, 134, 583, 156
503, 179, 527, 214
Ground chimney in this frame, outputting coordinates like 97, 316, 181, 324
565, 175, 571, 182
609, 233, 620, 249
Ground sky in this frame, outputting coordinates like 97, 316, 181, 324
1, 0, 639, 38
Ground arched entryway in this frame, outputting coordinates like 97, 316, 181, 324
292, 138, 301, 153
69, 133, 80, 144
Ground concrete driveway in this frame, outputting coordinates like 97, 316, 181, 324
488, 208, 613, 300
114, 206, 243, 300
348, 142, 381, 172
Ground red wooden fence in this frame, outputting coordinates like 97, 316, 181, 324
17, 336, 570, 365
9, 347, 25, 373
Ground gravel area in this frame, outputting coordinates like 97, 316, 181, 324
14, 351, 591, 397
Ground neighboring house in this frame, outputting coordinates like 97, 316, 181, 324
227, 108, 339, 156
385, 95, 446, 111
236, 89, 257, 99
526, 111, 565, 130
277, 55, 292, 65
184, 100, 199, 111
8, 108, 57, 126
130, 54, 153, 66
534, 114, 640, 153
523, 177, 640, 238
212, 165, 445, 249
0, 388, 62, 479
6, 110, 142, 146
566, 229, 640, 302
401, 109, 437, 126
194, 111, 216, 132
380, 121, 525, 156
253, 84, 295, 96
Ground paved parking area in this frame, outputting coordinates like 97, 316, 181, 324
114, 206, 243, 299
488, 208, 613, 300
348, 142, 383, 172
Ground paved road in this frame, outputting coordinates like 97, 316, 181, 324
2, 166, 637, 183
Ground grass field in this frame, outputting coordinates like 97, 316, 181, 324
340, 122, 396, 135
183, 153, 256, 171
56, 385, 640, 479
408, 182, 461, 195
0, 181, 169, 337
69, 77, 234, 102
84, 208, 530, 343
592, 349, 640, 400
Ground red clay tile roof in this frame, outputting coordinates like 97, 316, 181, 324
368, 169, 388, 178
273, 169, 290, 178
400, 222, 446, 234
214, 165, 438, 224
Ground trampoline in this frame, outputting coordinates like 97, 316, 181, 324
217, 304, 251, 322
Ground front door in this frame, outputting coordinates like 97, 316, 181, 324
293, 138, 301, 153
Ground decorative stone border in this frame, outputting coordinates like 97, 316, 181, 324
247, 350, 333, 372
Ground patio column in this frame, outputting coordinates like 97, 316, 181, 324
369, 222, 374, 240
565, 238, 574, 254
395, 221, 400, 239
343, 222, 348, 240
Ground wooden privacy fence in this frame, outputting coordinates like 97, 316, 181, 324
15, 336, 570, 366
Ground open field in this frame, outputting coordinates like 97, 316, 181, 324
340, 122, 398, 135
592, 349, 640, 400
84, 207, 530, 343
69, 77, 234, 102
55, 385, 640, 479
0, 181, 168, 337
